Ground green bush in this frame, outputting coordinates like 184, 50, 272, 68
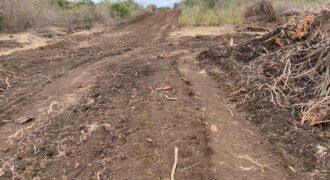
109, 1, 133, 19
184, 0, 201, 6
76, 0, 94, 6
52, 0, 70, 9
159, 7, 171, 11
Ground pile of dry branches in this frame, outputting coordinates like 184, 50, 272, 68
235, 9, 330, 126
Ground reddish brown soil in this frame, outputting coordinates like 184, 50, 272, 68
0, 10, 323, 179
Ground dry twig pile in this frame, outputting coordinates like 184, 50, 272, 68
234, 10, 330, 126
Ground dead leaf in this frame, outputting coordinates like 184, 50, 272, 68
210, 124, 219, 133
274, 37, 284, 48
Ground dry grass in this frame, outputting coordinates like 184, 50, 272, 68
179, 2, 243, 26
178, 0, 327, 26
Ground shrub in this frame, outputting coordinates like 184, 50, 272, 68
0, 0, 148, 32
0, 11, 5, 30
0, 0, 55, 31
184, 0, 201, 7
159, 7, 171, 11
52, 0, 70, 9
109, 1, 133, 19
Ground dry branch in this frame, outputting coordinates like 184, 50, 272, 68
233, 10, 330, 126
5, 78, 11, 90
171, 147, 178, 180
165, 95, 177, 101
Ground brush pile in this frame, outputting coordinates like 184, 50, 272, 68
231, 9, 330, 126
244, 0, 277, 21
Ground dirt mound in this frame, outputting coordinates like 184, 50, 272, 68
244, 0, 277, 21
199, 9, 330, 178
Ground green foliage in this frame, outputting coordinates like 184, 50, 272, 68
184, 0, 217, 8
53, 0, 70, 9
107, 1, 136, 19
204, 0, 217, 8
184, 0, 201, 7
76, 0, 94, 7
159, 7, 171, 11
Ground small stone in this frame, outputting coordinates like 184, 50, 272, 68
146, 138, 153, 143
15, 116, 34, 124
15, 162, 26, 171
210, 124, 219, 133
75, 162, 80, 168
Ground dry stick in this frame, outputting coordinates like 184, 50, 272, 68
180, 162, 201, 171
171, 147, 178, 180
165, 95, 177, 101
5, 78, 11, 90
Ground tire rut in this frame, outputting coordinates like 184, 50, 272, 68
178, 57, 295, 179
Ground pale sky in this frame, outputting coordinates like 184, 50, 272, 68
94, 0, 182, 7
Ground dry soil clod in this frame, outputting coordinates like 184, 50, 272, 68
210, 124, 219, 133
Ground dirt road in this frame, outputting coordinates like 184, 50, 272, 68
0, 11, 307, 179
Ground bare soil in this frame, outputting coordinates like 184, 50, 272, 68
0, 10, 327, 179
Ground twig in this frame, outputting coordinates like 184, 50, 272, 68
96, 167, 106, 180
171, 147, 178, 180
165, 95, 177, 101
201, 107, 206, 118
237, 155, 269, 172
180, 162, 201, 172
111, 71, 124, 78
289, 165, 296, 173
155, 86, 173, 91
5, 78, 11, 90
149, 85, 154, 94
